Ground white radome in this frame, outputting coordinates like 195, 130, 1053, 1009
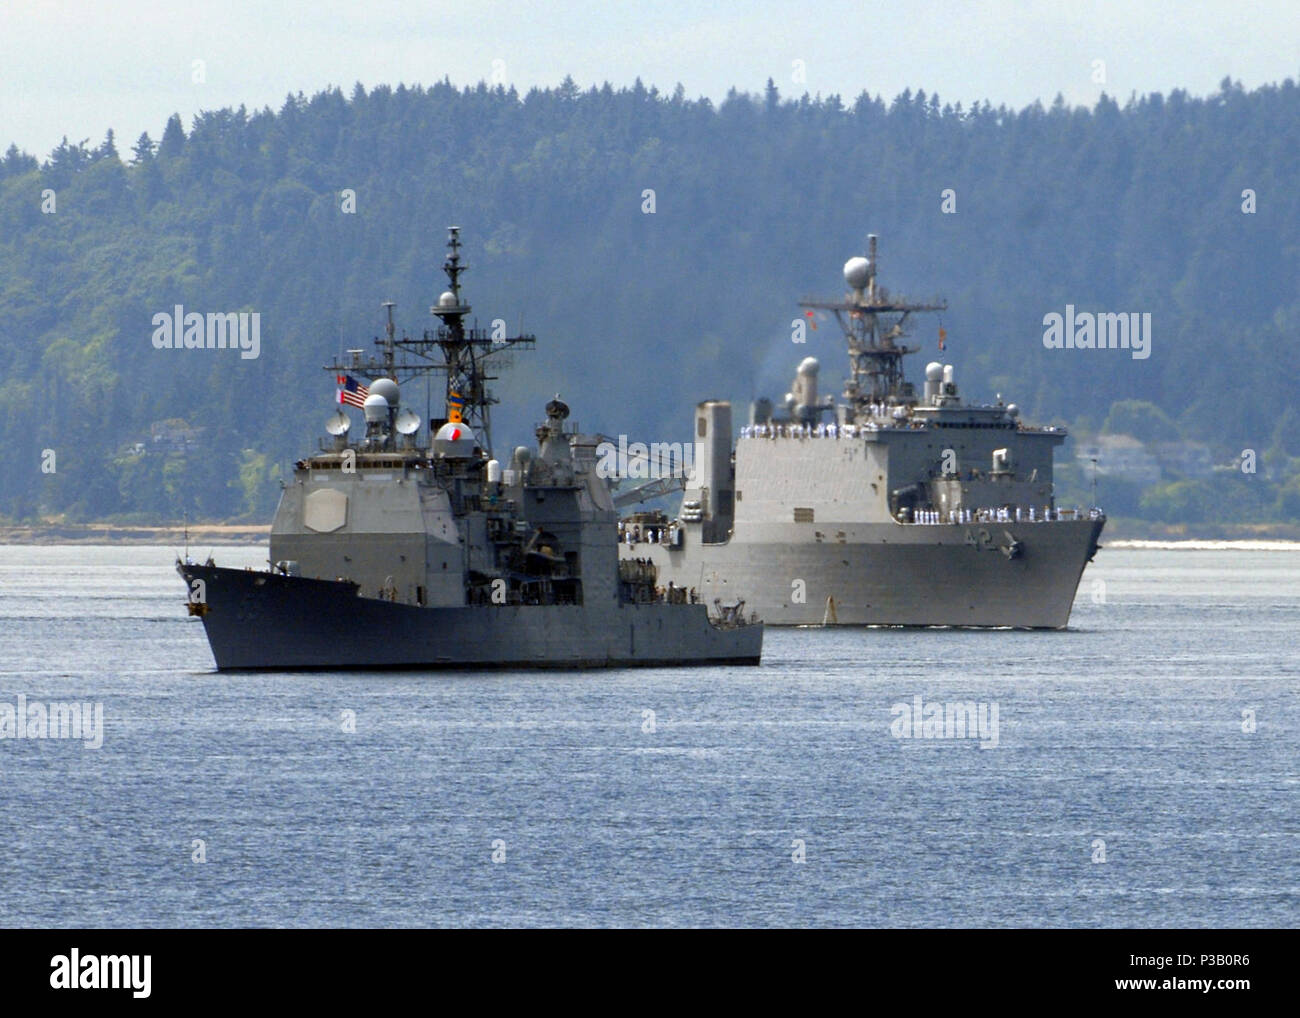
362, 393, 389, 422
844, 256, 872, 290
368, 377, 400, 406
436, 421, 475, 443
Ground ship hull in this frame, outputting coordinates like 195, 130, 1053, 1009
178, 564, 761, 671
623, 517, 1104, 628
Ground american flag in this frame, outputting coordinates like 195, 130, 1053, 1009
336, 374, 369, 408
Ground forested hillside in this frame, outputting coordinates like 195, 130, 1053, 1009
2, 76, 1298, 526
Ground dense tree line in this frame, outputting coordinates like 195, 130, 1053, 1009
1, 75, 1297, 524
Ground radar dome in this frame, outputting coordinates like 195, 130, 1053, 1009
844, 256, 872, 290
925, 361, 944, 381
362, 393, 389, 422
435, 421, 475, 444
797, 357, 820, 375
1006, 404, 1020, 419
368, 377, 399, 406
438, 291, 457, 308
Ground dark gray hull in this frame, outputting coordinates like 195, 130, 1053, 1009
623, 517, 1104, 628
178, 564, 762, 671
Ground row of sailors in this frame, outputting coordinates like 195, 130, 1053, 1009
742, 421, 878, 439
618, 521, 676, 545
909, 506, 1090, 524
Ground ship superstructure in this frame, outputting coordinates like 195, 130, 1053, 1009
179, 229, 761, 669
617, 236, 1104, 628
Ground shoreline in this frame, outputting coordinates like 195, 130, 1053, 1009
0, 524, 270, 545
1105, 538, 1300, 550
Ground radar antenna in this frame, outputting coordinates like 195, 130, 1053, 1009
324, 227, 535, 455
798, 234, 946, 410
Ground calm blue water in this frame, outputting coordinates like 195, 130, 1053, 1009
0, 544, 1296, 928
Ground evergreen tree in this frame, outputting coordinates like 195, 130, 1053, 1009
158, 114, 185, 157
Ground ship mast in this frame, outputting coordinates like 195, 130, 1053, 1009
799, 234, 946, 411
325, 227, 535, 456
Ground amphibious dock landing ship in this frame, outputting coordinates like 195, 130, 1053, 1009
178, 228, 761, 669
617, 235, 1104, 628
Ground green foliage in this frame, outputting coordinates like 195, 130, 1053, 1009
1141, 474, 1274, 523
1276, 475, 1300, 520
2, 77, 1299, 524
1102, 400, 1180, 442
1140, 480, 1219, 523
234, 449, 281, 518
1270, 407, 1300, 459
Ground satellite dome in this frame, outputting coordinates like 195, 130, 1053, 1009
368, 377, 399, 406
435, 421, 475, 444
797, 357, 820, 376
1006, 403, 1020, 419
438, 291, 457, 308
925, 361, 944, 381
844, 256, 872, 290
362, 393, 390, 423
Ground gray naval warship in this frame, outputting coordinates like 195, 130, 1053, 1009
617, 235, 1105, 628
178, 228, 761, 670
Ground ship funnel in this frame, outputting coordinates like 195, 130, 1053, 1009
683, 400, 733, 544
